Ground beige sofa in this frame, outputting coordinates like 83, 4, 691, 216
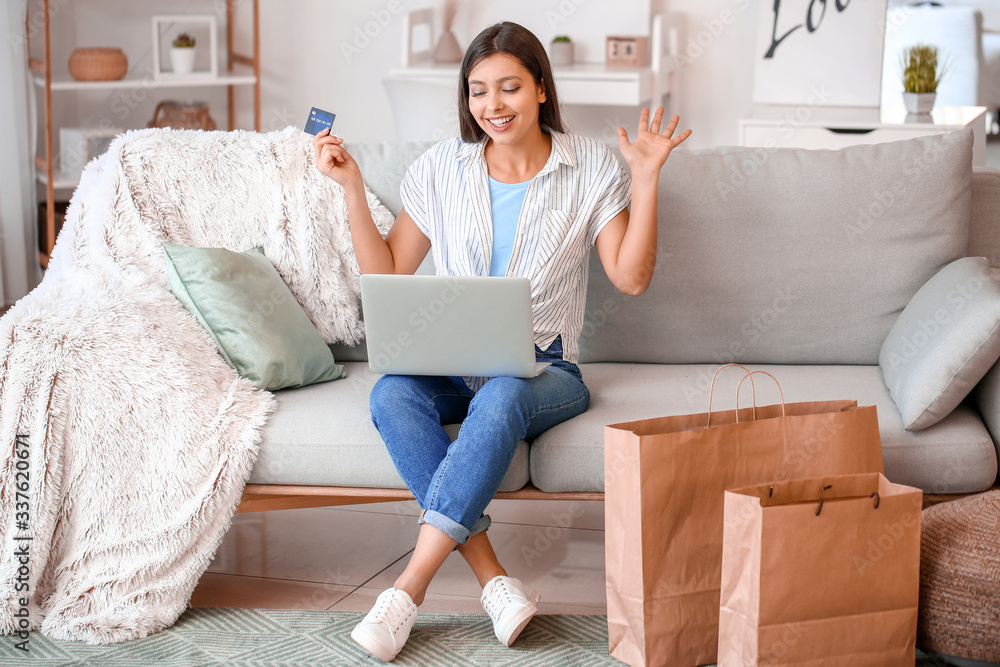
239, 127, 1000, 514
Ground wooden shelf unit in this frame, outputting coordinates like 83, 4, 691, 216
27, 0, 262, 268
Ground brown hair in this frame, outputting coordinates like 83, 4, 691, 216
458, 22, 566, 143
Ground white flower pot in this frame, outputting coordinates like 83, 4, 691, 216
170, 47, 196, 75
550, 41, 574, 67
902, 91, 936, 115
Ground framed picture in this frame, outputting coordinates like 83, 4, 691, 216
752, 0, 888, 106
401, 9, 434, 66
152, 14, 218, 80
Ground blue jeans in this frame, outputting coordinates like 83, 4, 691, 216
369, 337, 590, 544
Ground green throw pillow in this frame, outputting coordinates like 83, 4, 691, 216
163, 242, 344, 391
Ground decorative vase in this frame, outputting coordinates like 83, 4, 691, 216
550, 40, 574, 67
147, 100, 217, 131
68, 47, 128, 81
902, 91, 936, 115
170, 47, 196, 75
432, 29, 463, 63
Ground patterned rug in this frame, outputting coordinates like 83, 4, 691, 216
5, 609, 616, 666
1, 608, 957, 666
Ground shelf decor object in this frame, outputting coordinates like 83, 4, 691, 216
67, 47, 128, 81
550, 36, 574, 67
432, 0, 463, 63
752, 0, 888, 106
401, 9, 434, 66
903, 92, 937, 116
147, 101, 217, 131
152, 14, 218, 80
606, 35, 649, 67
170, 32, 197, 75
901, 43, 942, 115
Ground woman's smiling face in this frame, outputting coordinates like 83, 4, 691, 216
467, 53, 547, 145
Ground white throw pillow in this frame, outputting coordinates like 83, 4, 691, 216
880, 257, 1000, 430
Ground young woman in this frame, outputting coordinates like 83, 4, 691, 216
314, 21, 690, 662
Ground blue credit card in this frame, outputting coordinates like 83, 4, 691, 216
304, 107, 336, 135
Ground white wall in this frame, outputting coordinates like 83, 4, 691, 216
667, 0, 760, 148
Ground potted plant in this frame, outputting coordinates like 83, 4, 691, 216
170, 32, 197, 75
550, 35, 573, 67
901, 43, 942, 115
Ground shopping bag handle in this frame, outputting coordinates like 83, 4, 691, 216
735, 370, 786, 423
767, 482, 882, 516
816, 486, 881, 516
707, 363, 755, 426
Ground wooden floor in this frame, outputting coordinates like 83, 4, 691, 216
191, 497, 610, 615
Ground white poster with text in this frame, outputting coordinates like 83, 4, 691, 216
753, 0, 889, 106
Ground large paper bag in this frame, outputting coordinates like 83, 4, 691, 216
604, 368, 884, 667
718, 473, 922, 666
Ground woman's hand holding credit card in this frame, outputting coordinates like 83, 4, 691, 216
310, 108, 363, 189
304, 107, 336, 135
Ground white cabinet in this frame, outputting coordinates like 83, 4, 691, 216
738, 106, 987, 166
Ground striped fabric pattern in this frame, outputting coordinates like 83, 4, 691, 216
400, 132, 632, 364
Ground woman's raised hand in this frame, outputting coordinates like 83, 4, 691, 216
313, 128, 362, 189
617, 108, 692, 178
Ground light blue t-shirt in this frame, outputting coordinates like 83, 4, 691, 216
488, 176, 531, 277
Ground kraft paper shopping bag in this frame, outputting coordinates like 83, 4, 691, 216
604, 367, 884, 667
718, 473, 922, 667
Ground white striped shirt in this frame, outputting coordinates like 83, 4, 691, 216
400, 131, 631, 364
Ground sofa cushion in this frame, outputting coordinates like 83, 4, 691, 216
163, 243, 345, 391
336, 140, 438, 364
530, 363, 998, 495
329, 341, 368, 362
580, 129, 974, 364
250, 362, 530, 491
880, 257, 1000, 431
348, 141, 435, 217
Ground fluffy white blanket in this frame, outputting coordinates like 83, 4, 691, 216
0, 127, 392, 643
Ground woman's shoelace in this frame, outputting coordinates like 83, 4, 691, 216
483, 580, 512, 616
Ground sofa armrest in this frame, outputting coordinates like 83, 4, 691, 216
969, 167, 1000, 267
973, 359, 1000, 480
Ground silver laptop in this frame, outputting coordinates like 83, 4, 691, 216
360, 274, 549, 378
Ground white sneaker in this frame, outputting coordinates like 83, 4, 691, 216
350, 587, 418, 662
480, 575, 540, 646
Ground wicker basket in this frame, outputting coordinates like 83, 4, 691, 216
68, 48, 128, 81
918, 490, 1000, 662
147, 101, 217, 131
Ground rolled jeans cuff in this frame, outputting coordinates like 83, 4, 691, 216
419, 509, 491, 544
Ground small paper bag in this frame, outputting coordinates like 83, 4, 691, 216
718, 473, 922, 667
